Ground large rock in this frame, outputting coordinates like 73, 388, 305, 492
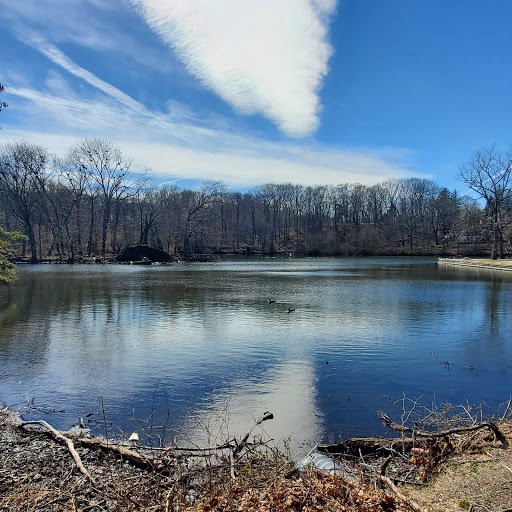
116, 245, 173, 263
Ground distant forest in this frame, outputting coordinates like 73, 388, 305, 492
1, 139, 511, 262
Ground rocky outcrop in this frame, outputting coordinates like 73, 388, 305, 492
116, 245, 173, 263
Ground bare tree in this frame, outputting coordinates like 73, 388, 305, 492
136, 180, 165, 246
0, 141, 48, 261
52, 156, 91, 259
459, 145, 512, 259
67, 139, 140, 254
180, 180, 226, 256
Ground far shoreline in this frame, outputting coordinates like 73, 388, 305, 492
11, 251, 463, 266
438, 257, 512, 272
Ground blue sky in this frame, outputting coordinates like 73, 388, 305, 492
1, 0, 511, 192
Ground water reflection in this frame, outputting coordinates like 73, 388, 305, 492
0, 258, 511, 446
182, 360, 321, 451
486, 279, 502, 331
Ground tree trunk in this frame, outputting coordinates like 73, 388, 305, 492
140, 215, 149, 245
26, 224, 38, 262
491, 222, 499, 260
76, 203, 83, 256
101, 203, 110, 255
111, 204, 120, 253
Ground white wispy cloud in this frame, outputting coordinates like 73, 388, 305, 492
26, 35, 150, 114
5, 87, 424, 188
0, 0, 178, 74
4, 34, 427, 188
128, 0, 337, 137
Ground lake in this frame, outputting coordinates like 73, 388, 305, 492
1, 257, 511, 450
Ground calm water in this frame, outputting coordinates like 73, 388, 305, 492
1, 257, 511, 449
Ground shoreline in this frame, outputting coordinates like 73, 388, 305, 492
438, 257, 512, 272
12, 253, 446, 266
1, 405, 511, 511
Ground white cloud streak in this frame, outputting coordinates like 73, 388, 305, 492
29, 36, 146, 113
4, 36, 427, 188
128, 0, 337, 137
0, 0, 178, 74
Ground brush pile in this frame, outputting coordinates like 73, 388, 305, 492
1, 403, 511, 512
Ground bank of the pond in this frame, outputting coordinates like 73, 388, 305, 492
438, 257, 512, 272
10, 245, 478, 266
2, 405, 512, 512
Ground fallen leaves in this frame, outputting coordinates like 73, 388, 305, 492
190, 472, 408, 512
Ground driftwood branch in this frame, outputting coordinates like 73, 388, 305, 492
166, 440, 235, 453
22, 420, 95, 482
20, 411, 275, 482
377, 475, 427, 512
378, 412, 509, 448
77, 437, 155, 471
233, 411, 274, 462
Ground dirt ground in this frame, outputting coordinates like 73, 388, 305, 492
402, 422, 512, 511
1, 406, 511, 512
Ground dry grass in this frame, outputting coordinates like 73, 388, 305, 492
402, 422, 512, 512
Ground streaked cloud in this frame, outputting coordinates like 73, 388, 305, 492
5, 87, 425, 188
0, 0, 178, 74
128, 0, 337, 137
3, 31, 428, 188
27, 36, 147, 114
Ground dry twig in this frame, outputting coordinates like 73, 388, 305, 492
377, 475, 427, 512
21, 420, 95, 482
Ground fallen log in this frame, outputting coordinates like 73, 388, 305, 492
318, 437, 414, 456
76, 437, 156, 471
378, 412, 509, 448
21, 420, 95, 482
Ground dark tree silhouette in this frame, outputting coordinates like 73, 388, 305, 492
0, 83, 6, 111
0, 83, 7, 129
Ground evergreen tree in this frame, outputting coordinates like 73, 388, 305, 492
0, 227, 26, 284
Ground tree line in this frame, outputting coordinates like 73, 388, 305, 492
1, 139, 511, 262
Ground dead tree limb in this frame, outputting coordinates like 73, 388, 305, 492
378, 412, 508, 448
166, 440, 235, 452
233, 411, 274, 465
377, 475, 427, 512
21, 420, 95, 482
501, 396, 512, 422
76, 437, 155, 471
